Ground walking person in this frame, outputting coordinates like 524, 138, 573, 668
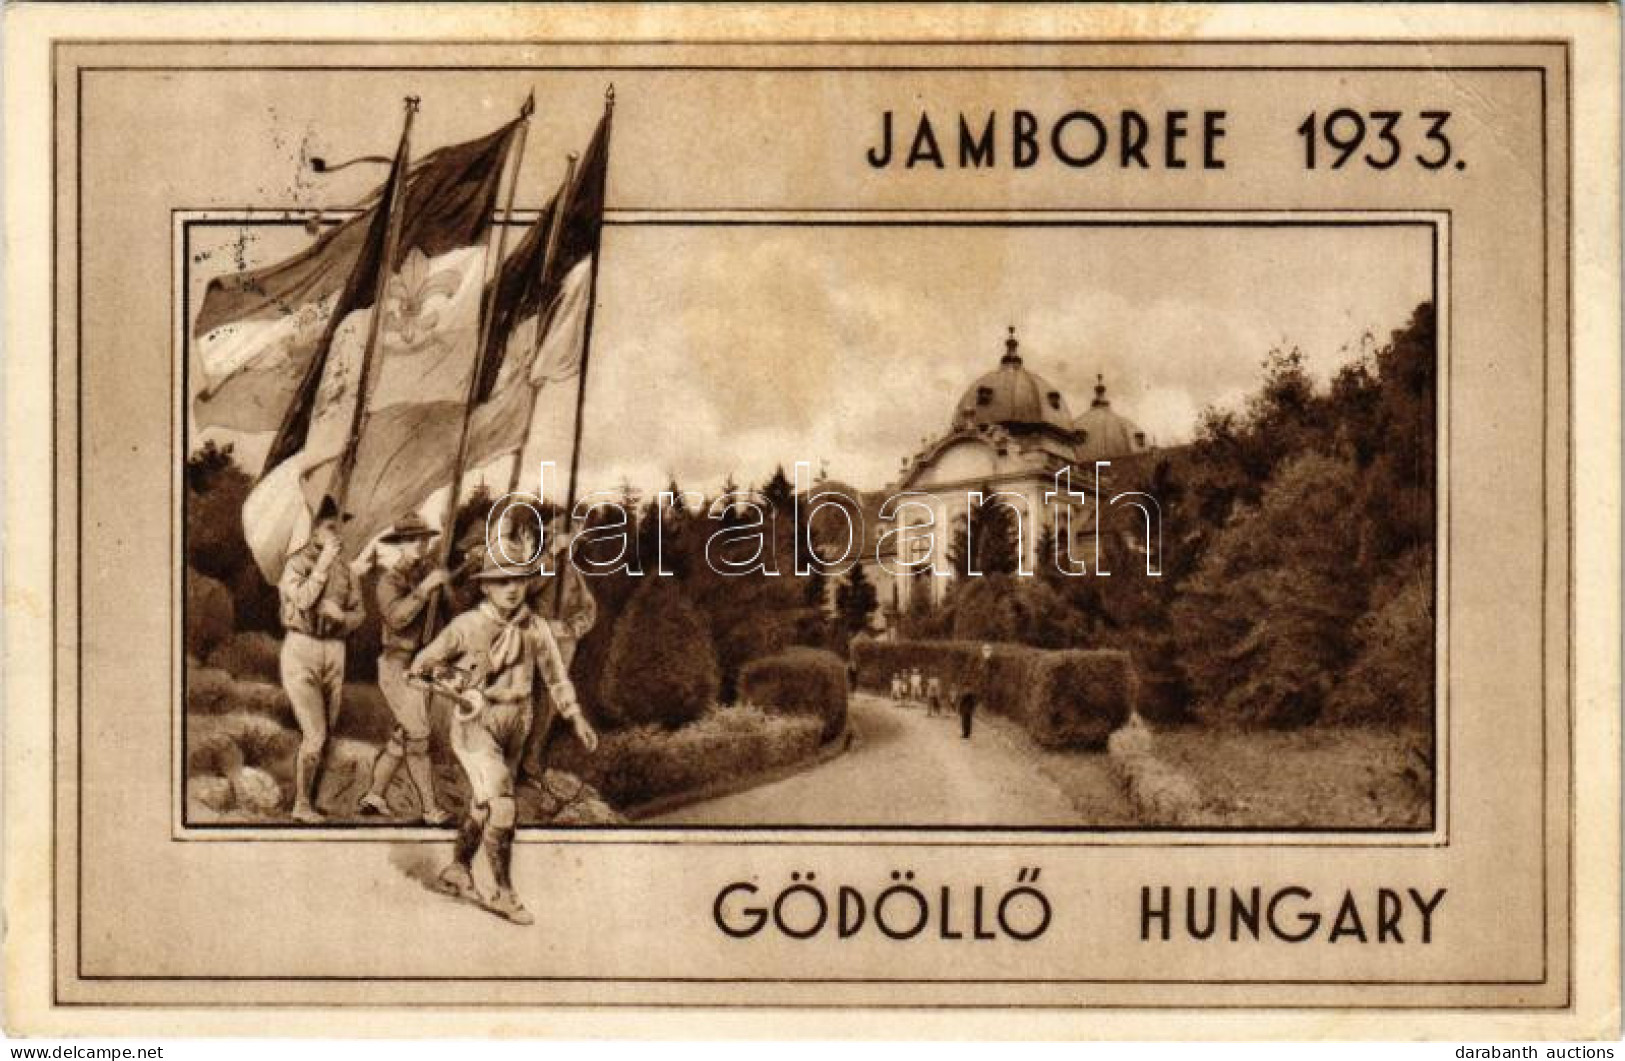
959, 643, 994, 739
357, 513, 453, 825
276, 496, 366, 823
908, 667, 923, 706
957, 687, 977, 738
411, 553, 600, 926
925, 674, 943, 718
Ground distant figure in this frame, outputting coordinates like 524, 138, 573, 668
957, 688, 977, 739
925, 675, 943, 717
890, 672, 906, 702
908, 667, 923, 704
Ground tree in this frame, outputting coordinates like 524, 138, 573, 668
185, 441, 280, 635
761, 465, 794, 514
1171, 452, 1367, 727
834, 562, 879, 641
947, 484, 1019, 578
600, 579, 720, 729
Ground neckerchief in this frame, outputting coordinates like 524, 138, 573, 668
479, 600, 533, 674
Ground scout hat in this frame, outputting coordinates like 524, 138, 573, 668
469, 552, 540, 582
379, 513, 439, 544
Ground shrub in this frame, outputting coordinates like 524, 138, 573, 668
738, 647, 848, 742
949, 575, 1078, 649
185, 568, 235, 659
1324, 554, 1433, 728
600, 580, 721, 729
206, 630, 282, 682
185, 665, 239, 716
853, 639, 1134, 748
1106, 715, 1208, 825
548, 704, 824, 809
1026, 650, 1136, 748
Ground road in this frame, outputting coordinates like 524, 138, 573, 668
650, 692, 1105, 827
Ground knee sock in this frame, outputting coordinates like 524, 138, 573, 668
294, 746, 323, 808
484, 825, 516, 892
404, 749, 438, 812
453, 811, 484, 868
366, 737, 405, 801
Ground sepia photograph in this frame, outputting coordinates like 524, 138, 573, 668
185, 195, 1441, 842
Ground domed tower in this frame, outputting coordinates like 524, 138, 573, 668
1074, 374, 1149, 462
952, 327, 1078, 443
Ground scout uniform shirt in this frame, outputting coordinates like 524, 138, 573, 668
376, 557, 435, 655
278, 540, 364, 640
411, 601, 580, 718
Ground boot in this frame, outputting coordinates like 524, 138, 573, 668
435, 815, 484, 900
483, 827, 533, 926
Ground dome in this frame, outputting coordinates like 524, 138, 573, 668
1074, 375, 1149, 462
953, 328, 1076, 434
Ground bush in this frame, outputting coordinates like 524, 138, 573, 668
1026, 650, 1136, 747
853, 639, 1134, 748
206, 630, 282, 682
548, 704, 824, 810
600, 580, 721, 729
1106, 715, 1208, 825
738, 647, 848, 742
185, 568, 235, 659
1324, 554, 1433, 728
949, 574, 1078, 649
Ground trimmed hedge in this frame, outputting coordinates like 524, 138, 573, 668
548, 704, 825, 810
738, 647, 848, 742
853, 639, 1135, 748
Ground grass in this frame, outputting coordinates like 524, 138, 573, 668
974, 711, 1141, 825
1151, 723, 1434, 829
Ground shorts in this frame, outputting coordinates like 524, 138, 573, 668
450, 699, 534, 806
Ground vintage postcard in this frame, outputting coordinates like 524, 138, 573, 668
3, 2, 1619, 1040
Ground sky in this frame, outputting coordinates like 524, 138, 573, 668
189, 220, 1432, 501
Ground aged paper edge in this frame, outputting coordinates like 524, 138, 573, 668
4, 2, 1618, 1040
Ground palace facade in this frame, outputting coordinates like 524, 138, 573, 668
808, 327, 1154, 631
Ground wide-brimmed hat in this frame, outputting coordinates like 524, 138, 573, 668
468, 553, 540, 583
379, 513, 439, 544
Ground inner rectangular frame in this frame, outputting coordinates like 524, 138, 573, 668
171, 207, 1452, 848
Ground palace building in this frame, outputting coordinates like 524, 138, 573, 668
807, 327, 1155, 631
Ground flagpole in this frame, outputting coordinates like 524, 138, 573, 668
552, 85, 615, 610
422, 94, 533, 636
505, 150, 580, 496
329, 95, 419, 515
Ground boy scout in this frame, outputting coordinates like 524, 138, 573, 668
357, 513, 452, 825
410, 553, 599, 925
277, 496, 366, 823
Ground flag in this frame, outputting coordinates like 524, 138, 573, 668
237, 113, 523, 581
193, 121, 519, 433
336, 109, 610, 553
479, 110, 610, 402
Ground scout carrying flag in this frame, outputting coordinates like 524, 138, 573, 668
227, 97, 528, 581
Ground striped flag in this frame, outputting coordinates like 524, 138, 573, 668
336, 109, 610, 553
224, 112, 524, 581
